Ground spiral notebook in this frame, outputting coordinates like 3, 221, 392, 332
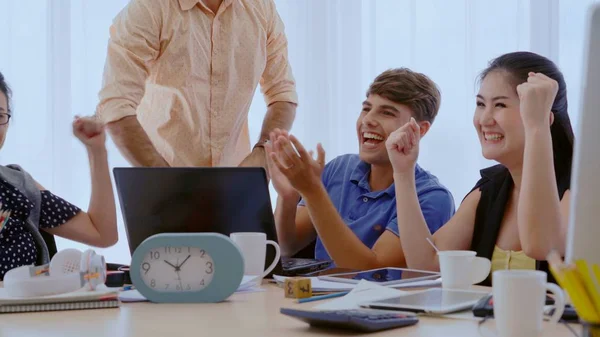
0, 285, 119, 314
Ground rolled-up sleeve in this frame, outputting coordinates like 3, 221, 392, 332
259, 0, 298, 106
96, 0, 161, 124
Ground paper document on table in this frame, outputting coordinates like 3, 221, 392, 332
118, 275, 264, 302
119, 289, 147, 303
314, 280, 407, 310
238, 276, 260, 290
272, 275, 441, 292
393, 278, 442, 289
236, 275, 265, 293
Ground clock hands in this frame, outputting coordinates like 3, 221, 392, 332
164, 260, 179, 270
175, 258, 183, 290
175, 270, 183, 290
178, 255, 191, 268
164, 255, 191, 291
175, 256, 191, 291
164, 255, 191, 271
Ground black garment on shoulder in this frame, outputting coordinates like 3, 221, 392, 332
469, 164, 569, 286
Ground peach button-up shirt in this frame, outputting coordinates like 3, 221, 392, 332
97, 0, 297, 167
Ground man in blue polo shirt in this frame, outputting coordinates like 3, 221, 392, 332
266, 68, 455, 269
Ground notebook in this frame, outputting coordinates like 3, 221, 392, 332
0, 285, 119, 314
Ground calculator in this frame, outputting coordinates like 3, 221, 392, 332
280, 308, 419, 332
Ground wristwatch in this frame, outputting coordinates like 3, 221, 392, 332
253, 138, 270, 150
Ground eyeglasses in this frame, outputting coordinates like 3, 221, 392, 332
0, 113, 11, 125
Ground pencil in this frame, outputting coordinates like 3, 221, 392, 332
564, 265, 600, 323
297, 291, 349, 304
576, 260, 600, 314
593, 264, 600, 292
547, 251, 600, 323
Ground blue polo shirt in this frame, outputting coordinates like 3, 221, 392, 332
299, 154, 455, 261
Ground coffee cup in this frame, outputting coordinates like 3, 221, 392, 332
229, 232, 281, 282
438, 250, 491, 289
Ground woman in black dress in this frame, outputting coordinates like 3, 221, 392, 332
0, 72, 118, 280
387, 52, 574, 284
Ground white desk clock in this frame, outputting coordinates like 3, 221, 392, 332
130, 233, 245, 303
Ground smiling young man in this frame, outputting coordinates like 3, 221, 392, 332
266, 68, 455, 270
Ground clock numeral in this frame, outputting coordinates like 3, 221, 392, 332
141, 262, 151, 275
150, 251, 160, 260
165, 284, 170, 290
176, 284, 182, 291
205, 262, 213, 274
200, 279, 205, 286
188, 247, 191, 253
151, 279, 156, 288
200, 250, 206, 258
186, 284, 191, 291
164, 246, 182, 254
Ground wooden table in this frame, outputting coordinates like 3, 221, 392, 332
0, 283, 579, 337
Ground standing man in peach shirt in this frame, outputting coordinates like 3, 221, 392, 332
96, 0, 297, 170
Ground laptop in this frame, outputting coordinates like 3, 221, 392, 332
113, 167, 331, 277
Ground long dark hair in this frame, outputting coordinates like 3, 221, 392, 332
0, 71, 11, 113
479, 51, 575, 190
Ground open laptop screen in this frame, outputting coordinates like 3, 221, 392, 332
113, 167, 281, 275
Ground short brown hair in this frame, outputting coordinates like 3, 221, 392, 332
366, 68, 441, 123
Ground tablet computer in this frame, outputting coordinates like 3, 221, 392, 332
361, 288, 490, 314
318, 268, 440, 286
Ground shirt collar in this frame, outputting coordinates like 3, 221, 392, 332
178, 0, 234, 12
349, 161, 404, 198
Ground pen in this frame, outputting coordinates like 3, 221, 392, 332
297, 291, 349, 304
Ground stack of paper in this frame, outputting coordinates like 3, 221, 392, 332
314, 280, 407, 310
309, 280, 481, 321
234, 275, 265, 294
118, 289, 147, 303
118, 275, 264, 303
272, 275, 441, 292
0, 285, 119, 313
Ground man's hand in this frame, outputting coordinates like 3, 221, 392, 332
239, 146, 269, 177
246, 101, 297, 176
269, 132, 325, 196
266, 129, 299, 201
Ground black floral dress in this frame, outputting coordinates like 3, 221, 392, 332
0, 180, 80, 279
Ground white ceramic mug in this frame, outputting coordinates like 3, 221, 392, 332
438, 250, 491, 289
492, 270, 565, 337
229, 232, 281, 280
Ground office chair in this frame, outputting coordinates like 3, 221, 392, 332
41, 231, 58, 259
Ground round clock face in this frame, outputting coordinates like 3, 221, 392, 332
138, 246, 215, 292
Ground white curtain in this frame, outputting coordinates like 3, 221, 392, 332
0, 0, 597, 264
